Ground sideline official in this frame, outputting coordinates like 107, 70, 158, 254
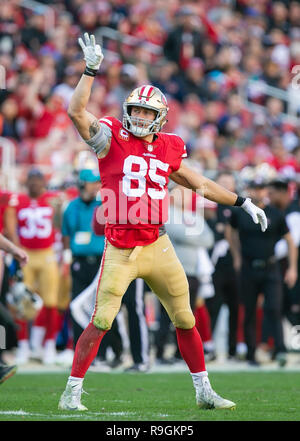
61, 169, 104, 347
226, 179, 297, 366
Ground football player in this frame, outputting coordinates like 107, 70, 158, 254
59, 34, 268, 411
5, 169, 60, 364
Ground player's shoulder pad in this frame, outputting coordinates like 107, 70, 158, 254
161, 132, 187, 158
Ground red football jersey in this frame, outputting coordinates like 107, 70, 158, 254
8, 191, 57, 249
98, 116, 187, 248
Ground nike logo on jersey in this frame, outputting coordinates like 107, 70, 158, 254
163, 247, 169, 252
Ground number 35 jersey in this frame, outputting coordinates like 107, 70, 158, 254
8, 192, 56, 249
98, 116, 187, 248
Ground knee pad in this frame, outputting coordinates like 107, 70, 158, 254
92, 308, 115, 331
173, 310, 195, 330
92, 289, 122, 331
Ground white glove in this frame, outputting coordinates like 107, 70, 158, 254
78, 33, 104, 70
241, 198, 268, 232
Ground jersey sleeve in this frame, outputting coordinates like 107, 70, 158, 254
96, 116, 122, 157
98, 116, 121, 133
168, 135, 187, 173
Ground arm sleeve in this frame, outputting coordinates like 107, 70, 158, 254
84, 122, 112, 155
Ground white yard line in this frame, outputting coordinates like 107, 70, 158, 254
0, 410, 140, 419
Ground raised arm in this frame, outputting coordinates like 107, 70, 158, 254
170, 162, 268, 232
68, 33, 111, 159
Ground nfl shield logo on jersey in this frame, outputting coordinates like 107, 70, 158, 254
119, 128, 129, 141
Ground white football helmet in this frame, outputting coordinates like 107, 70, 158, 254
123, 85, 169, 137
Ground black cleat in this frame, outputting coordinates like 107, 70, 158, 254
0, 364, 17, 385
124, 363, 149, 373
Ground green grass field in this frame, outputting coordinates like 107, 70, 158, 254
0, 371, 300, 421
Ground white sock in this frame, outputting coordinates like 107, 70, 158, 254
68, 376, 84, 391
203, 341, 215, 352
191, 371, 209, 388
30, 326, 45, 351
44, 339, 56, 351
18, 339, 30, 351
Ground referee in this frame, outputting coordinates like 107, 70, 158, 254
206, 171, 239, 360
268, 179, 300, 326
226, 178, 297, 366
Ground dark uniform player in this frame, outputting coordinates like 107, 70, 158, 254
205, 172, 239, 360
226, 180, 297, 365
268, 180, 300, 326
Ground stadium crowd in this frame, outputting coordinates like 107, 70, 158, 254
1, 0, 300, 373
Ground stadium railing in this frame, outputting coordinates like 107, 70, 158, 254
239, 78, 300, 126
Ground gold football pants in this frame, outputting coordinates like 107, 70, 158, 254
22, 247, 59, 308
92, 234, 195, 331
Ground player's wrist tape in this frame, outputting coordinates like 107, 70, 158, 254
234, 196, 246, 207
84, 66, 98, 77
62, 249, 72, 264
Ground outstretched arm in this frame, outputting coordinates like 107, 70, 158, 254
170, 162, 237, 205
68, 33, 111, 158
0, 233, 28, 267
170, 162, 268, 232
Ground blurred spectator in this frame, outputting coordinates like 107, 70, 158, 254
182, 57, 213, 102
106, 64, 139, 118
163, 6, 204, 70
21, 14, 47, 54
0, 0, 299, 182
0, 97, 20, 140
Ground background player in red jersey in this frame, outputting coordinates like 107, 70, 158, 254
59, 34, 268, 411
5, 169, 60, 365
0, 232, 28, 385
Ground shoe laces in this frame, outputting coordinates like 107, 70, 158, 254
68, 383, 88, 398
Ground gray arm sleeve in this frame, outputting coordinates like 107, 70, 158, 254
85, 122, 112, 156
